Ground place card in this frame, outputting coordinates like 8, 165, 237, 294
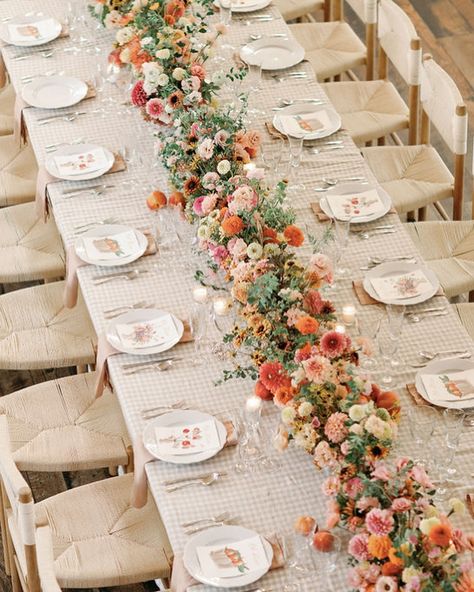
421, 369, 474, 403
369, 269, 432, 301
8, 19, 56, 43
82, 229, 139, 261
155, 419, 220, 456
277, 110, 331, 136
116, 314, 179, 349
54, 147, 109, 177
326, 188, 385, 220
196, 535, 268, 578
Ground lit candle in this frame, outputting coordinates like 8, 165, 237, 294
246, 395, 262, 415
192, 286, 208, 304
213, 297, 231, 316
335, 323, 346, 334
342, 305, 356, 326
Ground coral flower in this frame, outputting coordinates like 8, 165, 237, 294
165, 0, 185, 20
259, 361, 290, 394
274, 385, 295, 407
303, 289, 323, 315
348, 533, 371, 561
190, 63, 206, 80
294, 316, 319, 335
429, 523, 452, 547
324, 412, 349, 444
234, 143, 251, 164
284, 225, 304, 247
221, 215, 244, 237
320, 330, 348, 358
146, 98, 164, 119
131, 80, 148, 107
366, 509, 395, 537
263, 226, 279, 244
455, 572, 474, 592
367, 535, 392, 560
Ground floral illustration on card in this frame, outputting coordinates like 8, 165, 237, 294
341, 195, 379, 217
393, 274, 428, 297
17, 25, 40, 38
210, 547, 249, 573
294, 114, 323, 133
92, 237, 125, 257
61, 152, 98, 173
121, 322, 157, 346
439, 375, 474, 399
158, 426, 203, 450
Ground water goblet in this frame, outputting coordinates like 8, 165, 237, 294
386, 303, 405, 369
377, 321, 397, 387
333, 216, 352, 278
407, 405, 439, 465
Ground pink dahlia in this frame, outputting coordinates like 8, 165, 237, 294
391, 497, 412, 512
303, 289, 324, 315
324, 412, 349, 444
145, 98, 164, 119
365, 508, 394, 536
131, 80, 148, 107
348, 533, 371, 561
190, 63, 206, 80
259, 361, 290, 394
344, 477, 364, 499
192, 196, 205, 216
302, 354, 332, 383
320, 330, 349, 358
371, 462, 391, 482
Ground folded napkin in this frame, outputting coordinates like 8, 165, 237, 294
406, 383, 430, 406
170, 534, 285, 592
265, 121, 286, 140
0, 54, 5, 88
35, 152, 126, 221
64, 232, 156, 309
131, 420, 238, 509
94, 320, 193, 397
353, 280, 444, 306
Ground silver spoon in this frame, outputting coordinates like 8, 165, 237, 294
93, 269, 148, 285
249, 33, 287, 41
321, 176, 366, 185
357, 229, 397, 240
419, 349, 471, 361
74, 217, 119, 234
271, 73, 308, 83
407, 311, 449, 323
45, 137, 86, 153
181, 512, 231, 528
165, 472, 225, 492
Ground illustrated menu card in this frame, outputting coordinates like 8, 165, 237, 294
8, 19, 56, 43
155, 419, 220, 456
327, 188, 385, 220
54, 147, 108, 177
421, 369, 474, 403
116, 314, 179, 349
196, 535, 269, 579
231, 0, 259, 6
278, 110, 331, 136
82, 229, 139, 261
370, 269, 432, 301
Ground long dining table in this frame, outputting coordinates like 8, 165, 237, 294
1, 1, 474, 590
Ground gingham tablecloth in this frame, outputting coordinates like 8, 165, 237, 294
1, 2, 474, 590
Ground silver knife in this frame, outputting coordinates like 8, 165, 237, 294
161, 472, 227, 487
37, 111, 86, 124
91, 269, 146, 281
122, 356, 178, 371
62, 185, 115, 198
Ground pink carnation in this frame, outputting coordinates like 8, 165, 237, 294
303, 289, 324, 315
209, 244, 228, 264
410, 464, 434, 489
344, 477, 364, 499
192, 196, 206, 216
145, 98, 165, 119
131, 80, 148, 107
322, 475, 340, 497
356, 496, 379, 511
320, 330, 349, 358
201, 193, 218, 215
324, 412, 349, 444
391, 497, 412, 512
190, 63, 206, 80
371, 462, 391, 481
348, 533, 371, 561
365, 508, 394, 536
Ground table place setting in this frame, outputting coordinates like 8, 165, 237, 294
21, 75, 92, 109
317, 183, 392, 222
239, 36, 304, 71
0, 14, 63, 47
272, 103, 341, 140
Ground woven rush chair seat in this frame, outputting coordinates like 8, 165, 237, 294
274, 0, 324, 21
454, 304, 474, 341
0, 133, 37, 207
0, 281, 96, 370
405, 221, 474, 299
0, 83, 14, 136
0, 372, 129, 471
321, 80, 409, 144
361, 145, 454, 213
34, 473, 173, 588
289, 21, 366, 80
0, 201, 65, 283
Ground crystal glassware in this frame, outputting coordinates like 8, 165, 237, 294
407, 405, 439, 466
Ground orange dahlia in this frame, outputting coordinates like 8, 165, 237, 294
259, 361, 290, 394
221, 215, 244, 237
429, 523, 452, 547
367, 535, 392, 560
284, 225, 304, 247
294, 316, 319, 335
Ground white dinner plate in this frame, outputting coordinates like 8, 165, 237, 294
272, 103, 342, 140
74, 224, 147, 267
213, 0, 272, 11
239, 37, 305, 70
45, 143, 115, 181
106, 309, 184, 356
183, 525, 273, 588
319, 182, 392, 223
363, 262, 439, 306
143, 410, 227, 464
415, 359, 474, 409
0, 15, 62, 47
22, 76, 88, 109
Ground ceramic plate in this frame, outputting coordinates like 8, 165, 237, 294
143, 410, 227, 464
239, 37, 304, 70
363, 262, 439, 306
106, 309, 184, 356
183, 525, 273, 588
22, 75, 88, 109
74, 224, 147, 267
319, 182, 392, 223
272, 103, 341, 140
213, 0, 272, 11
45, 143, 115, 181
415, 359, 474, 409
0, 15, 61, 47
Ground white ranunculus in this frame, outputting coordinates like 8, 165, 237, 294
172, 67, 186, 81
140, 36, 153, 47
155, 48, 171, 59
157, 73, 169, 87
217, 159, 230, 175
115, 27, 133, 45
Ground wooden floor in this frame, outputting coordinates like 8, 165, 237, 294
0, 1, 473, 591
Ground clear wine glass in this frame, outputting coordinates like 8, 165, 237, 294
377, 321, 398, 387
284, 134, 305, 197
407, 405, 439, 465
386, 303, 405, 369
333, 216, 352, 278
357, 310, 382, 371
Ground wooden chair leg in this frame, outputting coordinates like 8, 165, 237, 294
377, 137, 385, 146
407, 211, 416, 222
0, 482, 10, 576
7, 534, 21, 592
418, 207, 427, 221
365, 141, 373, 147
469, 290, 474, 303
334, 74, 341, 81
76, 365, 88, 374
108, 466, 118, 476
125, 445, 134, 473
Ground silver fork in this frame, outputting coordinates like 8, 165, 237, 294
92, 270, 148, 285
103, 300, 152, 317
181, 512, 230, 528
184, 516, 237, 535
21, 69, 62, 83
63, 184, 115, 199
37, 111, 86, 125
74, 217, 119, 234
141, 400, 188, 419
13, 49, 56, 60
45, 138, 85, 153
271, 73, 308, 83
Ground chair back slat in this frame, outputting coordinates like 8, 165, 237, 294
0, 416, 30, 519
36, 526, 62, 592
378, 0, 419, 86
421, 56, 467, 156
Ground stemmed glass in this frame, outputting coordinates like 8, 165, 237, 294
310, 532, 342, 591
213, 0, 235, 64
357, 309, 382, 371
386, 303, 405, 369
441, 408, 465, 481
332, 216, 352, 279
188, 301, 212, 366
377, 320, 398, 387
407, 405, 439, 466
260, 135, 283, 187
284, 134, 305, 197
